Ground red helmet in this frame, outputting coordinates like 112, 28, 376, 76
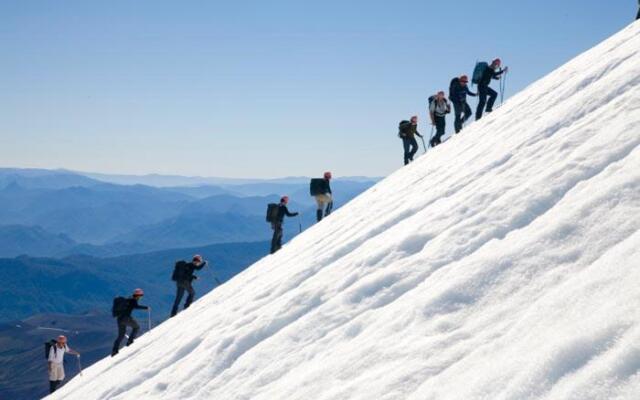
410, 115, 418, 123
280, 196, 289, 204
193, 254, 203, 263
57, 335, 67, 343
133, 288, 144, 297
492, 58, 502, 66
324, 171, 332, 180
460, 75, 469, 83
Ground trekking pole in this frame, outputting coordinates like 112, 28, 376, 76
500, 69, 508, 105
208, 262, 222, 286
297, 214, 302, 233
77, 355, 83, 376
425, 126, 435, 152
500, 73, 504, 105
420, 135, 427, 154
147, 309, 152, 331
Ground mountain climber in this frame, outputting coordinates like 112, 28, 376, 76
429, 91, 451, 147
111, 288, 149, 356
270, 196, 299, 254
311, 172, 333, 222
449, 75, 476, 133
475, 58, 509, 120
399, 116, 423, 165
170, 255, 208, 317
637, 0, 640, 20
48, 335, 80, 393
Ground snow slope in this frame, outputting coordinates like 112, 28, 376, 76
49, 22, 640, 400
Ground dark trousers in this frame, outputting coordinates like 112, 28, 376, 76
453, 101, 472, 133
476, 85, 498, 120
431, 116, 446, 146
49, 380, 61, 393
171, 280, 196, 316
270, 222, 283, 254
402, 137, 419, 165
317, 201, 333, 221
112, 316, 140, 355
637, 7, 640, 20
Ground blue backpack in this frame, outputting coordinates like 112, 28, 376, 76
472, 62, 489, 85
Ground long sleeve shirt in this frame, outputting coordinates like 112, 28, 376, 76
121, 297, 148, 318
48, 344, 69, 364
183, 261, 207, 281
276, 204, 298, 223
449, 79, 477, 104
479, 66, 506, 87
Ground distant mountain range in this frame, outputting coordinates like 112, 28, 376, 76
0, 240, 269, 322
0, 225, 77, 257
0, 169, 379, 399
0, 239, 270, 400
80, 170, 380, 188
0, 168, 379, 257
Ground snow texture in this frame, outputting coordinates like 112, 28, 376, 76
48, 22, 640, 400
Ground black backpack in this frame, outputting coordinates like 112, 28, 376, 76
398, 120, 411, 138
111, 296, 128, 318
266, 203, 279, 223
171, 260, 189, 282
44, 339, 57, 359
309, 178, 326, 196
449, 78, 459, 100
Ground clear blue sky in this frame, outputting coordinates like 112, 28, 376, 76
0, 1, 635, 178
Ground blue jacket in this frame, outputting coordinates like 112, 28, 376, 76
449, 78, 477, 104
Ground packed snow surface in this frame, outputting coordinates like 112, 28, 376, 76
50, 22, 640, 400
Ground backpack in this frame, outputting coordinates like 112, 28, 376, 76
44, 339, 57, 360
266, 203, 279, 223
449, 78, 459, 100
309, 178, 326, 196
111, 296, 128, 318
472, 61, 489, 85
398, 120, 411, 138
429, 95, 451, 115
171, 260, 189, 282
